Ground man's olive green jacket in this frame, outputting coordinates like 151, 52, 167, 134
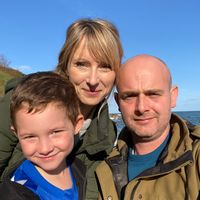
96, 113, 200, 200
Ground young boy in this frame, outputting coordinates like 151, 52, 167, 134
0, 71, 85, 200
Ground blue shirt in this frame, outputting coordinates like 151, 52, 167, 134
11, 160, 78, 200
128, 133, 170, 181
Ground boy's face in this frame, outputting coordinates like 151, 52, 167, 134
14, 103, 82, 174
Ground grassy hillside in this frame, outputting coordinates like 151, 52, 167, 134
0, 66, 23, 96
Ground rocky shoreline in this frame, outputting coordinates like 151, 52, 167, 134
109, 113, 121, 120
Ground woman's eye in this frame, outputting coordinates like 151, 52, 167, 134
99, 63, 112, 71
75, 61, 86, 67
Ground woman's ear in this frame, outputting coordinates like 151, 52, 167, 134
74, 114, 84, 135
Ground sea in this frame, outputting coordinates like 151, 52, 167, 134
113, 111, 200, 134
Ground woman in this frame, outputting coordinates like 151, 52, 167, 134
0, 18, 123, 199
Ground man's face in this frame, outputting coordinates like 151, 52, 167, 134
116, 57, 178, 142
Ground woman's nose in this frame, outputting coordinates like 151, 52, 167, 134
86, 68, 99, 86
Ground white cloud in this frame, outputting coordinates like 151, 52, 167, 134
16, 65, 32, 71
175, 97, 200, 111
13, 65, 33, 74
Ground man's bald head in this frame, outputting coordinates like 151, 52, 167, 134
117, 54, 172, 91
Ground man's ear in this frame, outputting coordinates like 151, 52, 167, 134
114, 92, 121, 112
74, 114, 84, 135
170, 86, 178, 108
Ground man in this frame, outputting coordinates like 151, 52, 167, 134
96, 54, 200, 200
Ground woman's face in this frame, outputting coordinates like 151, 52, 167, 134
67, 40, 116, 106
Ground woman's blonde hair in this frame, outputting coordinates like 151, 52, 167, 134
56, 18, 123, 77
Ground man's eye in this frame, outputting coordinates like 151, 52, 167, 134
148, 93, 160, 97
52, 130, 60, 134
121, 94, 136, 100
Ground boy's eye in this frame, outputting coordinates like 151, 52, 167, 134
51, 130, 65, 135
21, 135, 36, 140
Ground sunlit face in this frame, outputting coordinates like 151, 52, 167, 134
14, 103, 82, 174
67, 40, 116, 107
116, 57, 178, 142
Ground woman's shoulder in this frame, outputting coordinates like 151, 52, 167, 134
4, 76, 23, 94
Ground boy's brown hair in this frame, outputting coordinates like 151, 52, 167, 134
10, 71, 80, 129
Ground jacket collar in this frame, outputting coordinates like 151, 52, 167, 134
75, 101, 116, 155
117, 113, 195, 159
106, 113, 195, 178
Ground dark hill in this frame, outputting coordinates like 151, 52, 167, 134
0, 65, 23, 96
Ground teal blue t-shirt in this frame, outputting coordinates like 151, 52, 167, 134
128, 133, 170, 181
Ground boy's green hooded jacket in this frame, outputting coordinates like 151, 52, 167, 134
0, 77, 117, 200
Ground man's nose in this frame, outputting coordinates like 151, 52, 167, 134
136, 95, 148, 114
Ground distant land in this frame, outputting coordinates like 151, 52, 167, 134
0, 65, 23, 96
110, 111, 200, 119
109, 111, 200, 126
110, 113, 122, 120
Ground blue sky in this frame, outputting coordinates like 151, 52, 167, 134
1, 0, 200, 113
